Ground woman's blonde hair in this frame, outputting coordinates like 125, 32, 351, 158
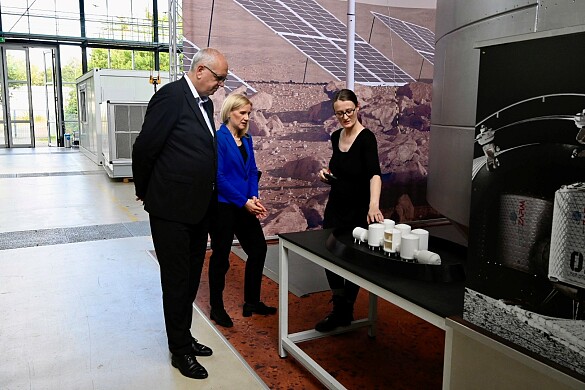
220, 93, 253, 137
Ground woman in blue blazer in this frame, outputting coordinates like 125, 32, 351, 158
208, 94, 277, 327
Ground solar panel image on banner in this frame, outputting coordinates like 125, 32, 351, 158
355, 42, 413, 83
284, 0, 359, 41
233, 0, 413, 85
235, 0, 317, 36
285, 35, 373, 82
285, 35, 410, 84
371, 12, 435, 65
182, 39, 257, 94
420, 52, 434, 64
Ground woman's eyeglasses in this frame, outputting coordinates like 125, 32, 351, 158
334, 108, 356, 118
204, 65, 228, 83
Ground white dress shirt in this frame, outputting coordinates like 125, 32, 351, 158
184, 74, 214, 137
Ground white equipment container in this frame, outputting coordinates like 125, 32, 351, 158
549, 183, 585, 289
76, 69, 169, 174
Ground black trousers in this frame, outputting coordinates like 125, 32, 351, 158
149, 212, 210, 355
209, 202, 267, 309
323, 216, 362, 304
325, 270, 360, 303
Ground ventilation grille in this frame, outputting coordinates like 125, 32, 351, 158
112, 104, 147, 160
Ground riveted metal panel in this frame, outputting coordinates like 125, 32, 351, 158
537, 0, 585, 32
435, 0, 537, 40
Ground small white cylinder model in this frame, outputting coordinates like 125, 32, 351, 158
368, 223, 385, 249
352, 227, 368, 243
383, 219, 395, 231
411, 229, 429, 251
395, 223, 411, 238
400, 233, 419, 260
415, 250, 441, 265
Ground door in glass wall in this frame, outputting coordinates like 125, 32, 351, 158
43, 49, 59, 147
1, 47, 34, 147
0, 57, 5, 147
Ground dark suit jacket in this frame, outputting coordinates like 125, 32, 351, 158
216, 124, 259, 208
132, 77, 217, 224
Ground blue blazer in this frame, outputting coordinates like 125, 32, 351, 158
216, 124, 259, 208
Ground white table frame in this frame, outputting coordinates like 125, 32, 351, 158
278, 236, 447, 390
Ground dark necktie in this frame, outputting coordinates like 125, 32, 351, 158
202, 99, 213, 122
197, 97, 215, 138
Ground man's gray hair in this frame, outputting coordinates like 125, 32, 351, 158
189, 48, 219, 71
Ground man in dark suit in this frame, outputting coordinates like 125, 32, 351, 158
132, 47, 228, 380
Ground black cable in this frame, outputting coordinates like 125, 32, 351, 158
207, 0, 215, 47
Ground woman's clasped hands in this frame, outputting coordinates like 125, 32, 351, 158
245, 196, 267, 218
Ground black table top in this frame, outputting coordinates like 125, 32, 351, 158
279, 229, 465, 318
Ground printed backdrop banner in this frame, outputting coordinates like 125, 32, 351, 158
465, 31, 585, 380
183, 0, 437, 236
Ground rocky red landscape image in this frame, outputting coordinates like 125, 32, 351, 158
208, 80, 437, 236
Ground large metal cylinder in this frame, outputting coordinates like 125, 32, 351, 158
428, 0, 585, 230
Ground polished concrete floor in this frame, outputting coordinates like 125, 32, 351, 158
0, 147, 267, 389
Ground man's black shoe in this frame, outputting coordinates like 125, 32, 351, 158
171, 353, 208, 379
192, 337, 213, 356
210, 307, 233, 328
243, 301, 277, 317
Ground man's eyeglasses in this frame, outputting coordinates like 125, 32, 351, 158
334, 108, 356, 118
203, 65, 228, 83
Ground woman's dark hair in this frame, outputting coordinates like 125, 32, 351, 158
332, 88, 358, 107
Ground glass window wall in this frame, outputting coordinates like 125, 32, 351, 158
0, 0, 175, 147
84, 0, 158, 42
2, 0, 80, 37
2, 0, 171, 47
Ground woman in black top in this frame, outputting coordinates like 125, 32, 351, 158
316, 89, 384, 332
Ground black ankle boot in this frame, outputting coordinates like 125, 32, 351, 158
315, 296, 354, 332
